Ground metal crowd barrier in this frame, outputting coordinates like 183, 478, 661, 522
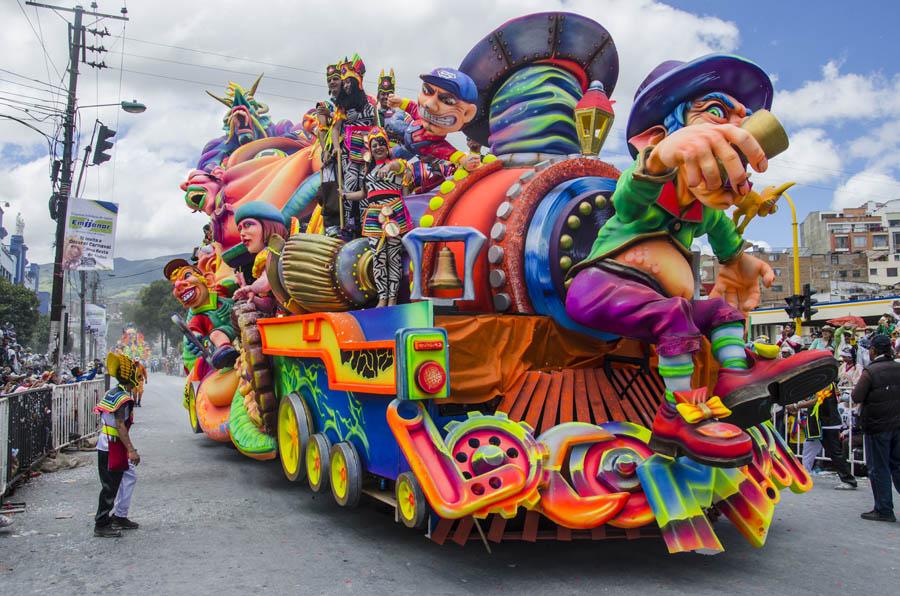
771, 400, 866, 477
2, 379, 105, 497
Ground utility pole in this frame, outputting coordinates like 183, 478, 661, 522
26, 2, 127, 370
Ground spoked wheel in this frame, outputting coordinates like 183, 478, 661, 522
278, 393, 313, 482
306, 433, 332, 493
330, 442, 363, 508
187, 382, 202, 434
395, 471, 428, 529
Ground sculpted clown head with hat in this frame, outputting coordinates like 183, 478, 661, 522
386, 67, 482, 171
164, 258, 238, 370
564, 54, 837, 468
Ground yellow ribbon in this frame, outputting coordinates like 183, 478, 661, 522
675, 396, 732, 424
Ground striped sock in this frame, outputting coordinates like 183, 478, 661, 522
658, 353, 694, 404
711, 322, 749, 370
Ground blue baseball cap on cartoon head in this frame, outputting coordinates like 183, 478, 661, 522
420, 68, 478, 104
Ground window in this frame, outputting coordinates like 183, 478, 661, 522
890, 219, 900, 228
889, 268, 899, 277
820, 271, 829, 278
831, 254, 840, 265
871, 268, 878, 275
768, 255, 779, 262
771, 285, 783, 292
874, 235, 889, 248
853, 270, 861, 278
853, 236, 868, 248
839, 270, 848, 278
773, 268, 782, 276
835, 236, 849, 249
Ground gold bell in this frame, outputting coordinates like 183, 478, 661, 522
428, 246, 463, 290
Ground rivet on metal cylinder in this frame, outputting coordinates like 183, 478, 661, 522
496, 201, 513, 219
566, 215, 581, 230
491, 222, 506, 241
559, 234, 573, 250
493, 293, 511, 311
489, 269, 506, 288
578, 201, 593, 216
488, 245, 504, 264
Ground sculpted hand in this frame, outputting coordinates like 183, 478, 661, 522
709, 253, 774, 313
646, 123, 768, 196
461, 155, 482, 171
387, 94, 402, 108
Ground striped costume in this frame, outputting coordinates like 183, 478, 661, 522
361, 161, 411, 303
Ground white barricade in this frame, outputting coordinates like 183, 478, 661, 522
0, 397, 8, 497
50, 379, 106, 451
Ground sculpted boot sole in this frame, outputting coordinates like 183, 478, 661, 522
720, 357, 838, 428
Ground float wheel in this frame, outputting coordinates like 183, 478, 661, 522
330, 442, 362, 508
277, 393, 313, 482
187, 383, 202, 434
395, 472, 428, 529
306, 433, 332, 493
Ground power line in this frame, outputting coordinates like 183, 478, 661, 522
0, 68, 66, 91
16, 0, 62, 79
108, 66, 321, 104
0, 89, 65, 107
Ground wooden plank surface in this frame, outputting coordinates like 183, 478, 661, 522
451, 517, 474, 546
539, 371, 564, 432
573, 368, 591, 424
559, 369, 575, 423
523, 373, 552, 429
522, 511, 541, 542
592, 368, 627, 421
585, 368, 609, 424
496, 372, 528, 414
508, 371, 540, 421
431, 518, 455, 545
487, 515, 507, 543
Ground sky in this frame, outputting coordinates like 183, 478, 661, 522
0, 0, 898, 264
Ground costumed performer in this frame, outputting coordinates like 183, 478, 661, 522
164, 258, 238, 370
312, 62, 344, 238
341, 126, 412, 307
93, 352, 141, 538
564, 54, 836, 468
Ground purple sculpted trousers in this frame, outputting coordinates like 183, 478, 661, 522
565, 265, 744, 357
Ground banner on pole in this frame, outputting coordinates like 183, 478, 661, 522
85, 304, 107, 334
63, 199, 118, 271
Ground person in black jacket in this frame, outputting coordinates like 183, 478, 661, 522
789, 384, 857, 489
852, 334, 900, 522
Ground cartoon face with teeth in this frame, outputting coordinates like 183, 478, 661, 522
168, 262, 210, 310
386, 68, 479, 168
415, 69, 478, 136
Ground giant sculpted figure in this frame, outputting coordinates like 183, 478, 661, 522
565, 55, 836, 468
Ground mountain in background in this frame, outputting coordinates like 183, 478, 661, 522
37, 253, 191, 301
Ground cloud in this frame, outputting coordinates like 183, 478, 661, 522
754, 127, 842, 188
0, 0, 744, 263
773, 60, 900, 127
833, 170, 900, 209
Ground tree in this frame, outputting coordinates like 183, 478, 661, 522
0, 277, 40, 342
120, 280, 184, 352
28, 314, 50, 353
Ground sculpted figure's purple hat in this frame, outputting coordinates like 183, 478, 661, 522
626, 54, 774, 156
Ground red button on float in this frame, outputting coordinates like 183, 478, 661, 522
415, 361, 446, 394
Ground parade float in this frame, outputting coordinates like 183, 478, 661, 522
167, 12, 836, 554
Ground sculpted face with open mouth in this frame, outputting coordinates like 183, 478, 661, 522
171, 267, 210, 310
417, 82, 477, 136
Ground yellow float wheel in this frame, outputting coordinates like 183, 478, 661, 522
329, 442, 362, 508
277, 393, 313, 482
187, 383, 202, 434
306, 433, 332, 493
395, 472, 428, 530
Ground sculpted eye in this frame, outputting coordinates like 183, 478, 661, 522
422, 84, 435, 96
705, 103, 726, 119
438, 93, 457, 106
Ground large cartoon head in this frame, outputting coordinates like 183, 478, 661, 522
626, 55, 775, 211
179, 167, 224, 215
206, 75, 271, 146
417, 68, 478, 136
165, 258, 209, 310
234, 202, 287, 255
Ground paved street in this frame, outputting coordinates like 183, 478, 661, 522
2, 373, 899, 595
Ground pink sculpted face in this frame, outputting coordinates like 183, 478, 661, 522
237, 218, 265, 254
180, 168, 223, 215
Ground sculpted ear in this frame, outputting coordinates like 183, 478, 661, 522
460, 102, 478, 126
628, 125, 667, 154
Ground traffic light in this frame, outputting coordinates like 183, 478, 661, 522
784, 294, 804, 319
92, 123, 116, 165
801, 283, 818, 320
